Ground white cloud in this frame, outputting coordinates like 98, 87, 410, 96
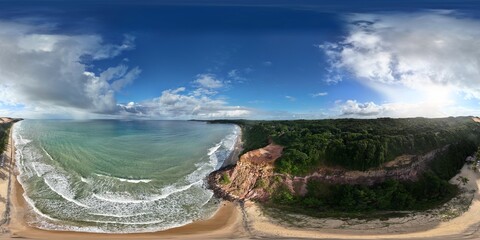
285, 96, 296, 101
117, 87, 252, 119
0, 19, 140, 115
320, 11, 480, 117
194, 74, 224, 89
311, 92, 328, 97
336, 99, 457, 118
0, 20, 262, 120
228, 69, 247, 83
339, 100, 386, 116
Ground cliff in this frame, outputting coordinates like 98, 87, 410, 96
208, 144, 283, 201
208, 143, 451, 202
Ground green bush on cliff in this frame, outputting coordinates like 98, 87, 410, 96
219, 172, 231, 185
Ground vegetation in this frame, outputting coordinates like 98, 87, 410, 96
219, 172, 231, 185
0, 122, 13, 152
211, 117, 480, 174
209, 117, 480, 213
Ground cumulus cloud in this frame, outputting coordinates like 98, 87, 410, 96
117, 87, 252, 119
339, 100, 386, 116
0, 19, 140, 115
320, 11, 480, 116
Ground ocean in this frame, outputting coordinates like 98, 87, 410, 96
12, 120, 239, 233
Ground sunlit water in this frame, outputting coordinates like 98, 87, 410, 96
13, 120, 239, 233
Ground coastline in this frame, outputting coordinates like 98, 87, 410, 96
220, 124, 243, 169
4, 122, 247, 239
5, 122, 480, 239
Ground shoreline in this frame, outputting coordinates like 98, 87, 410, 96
4, 122, 247, 239
5, 121, 480, 239
220, 124, 243, 169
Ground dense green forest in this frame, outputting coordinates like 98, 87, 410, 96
210, 117, 480, 174
272, 139, 478, 212
209, 117, 480, 213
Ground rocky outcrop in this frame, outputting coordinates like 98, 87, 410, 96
208, 144, 283, 201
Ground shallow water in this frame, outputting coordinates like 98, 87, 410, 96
13, 120, 239, 233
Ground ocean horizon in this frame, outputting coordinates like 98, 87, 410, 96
12, 119, 239, 233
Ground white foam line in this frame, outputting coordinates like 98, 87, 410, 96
92, 193, 145, 204
88, 212, 149, 218
208, 142, 222, 156
23, 193, 59, 221
79, 218, 172, 225
40, 146, 54, 162
80, 177, 91, 183
93, 180, 202, 204
155, 180, 202, 200
31, 163, 41, 177
95, 173, 152, 183
43, 179, 90, 208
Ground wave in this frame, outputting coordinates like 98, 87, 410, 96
80, 177, 91, 183
17, 176, 59, 222
13, 120, 237, 233
43, 178, 90, 208
88, 212, 149, 218
208, 142, 222, 156
92, 179, 203, 204
95, 173, 152, 183
78, 218, 181, 226
34, 217, 195, 234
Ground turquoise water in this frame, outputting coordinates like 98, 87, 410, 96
13, 120, 239, 233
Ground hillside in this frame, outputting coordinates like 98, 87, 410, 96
208, 117, 480, 214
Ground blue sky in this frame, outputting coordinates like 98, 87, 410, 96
0, 0, 480, 119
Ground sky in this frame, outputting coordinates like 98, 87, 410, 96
1, 0, 480, 119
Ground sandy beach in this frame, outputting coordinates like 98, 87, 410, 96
3, 122, 480, 239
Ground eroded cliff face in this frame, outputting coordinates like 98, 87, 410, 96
208, 144, 451, 202
208, 144, 283, 201
289, 145, 450, 188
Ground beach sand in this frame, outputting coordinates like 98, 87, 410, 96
3, 123, 480, 239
